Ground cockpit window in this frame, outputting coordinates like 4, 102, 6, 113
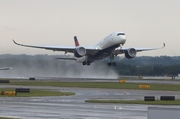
117, 33, 125, 36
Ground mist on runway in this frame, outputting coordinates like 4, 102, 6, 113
0, 55, 118, 79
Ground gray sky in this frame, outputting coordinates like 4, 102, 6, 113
0, 0, 180, 56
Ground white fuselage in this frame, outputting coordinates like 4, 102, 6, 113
95, 32, 126, 50
76, 32, 126, 63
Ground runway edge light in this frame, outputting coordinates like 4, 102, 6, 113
119, 80, 126, 83
138, 85, 150, 89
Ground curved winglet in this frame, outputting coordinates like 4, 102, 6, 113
162, 43, 165, 48
12, 39, 23, 46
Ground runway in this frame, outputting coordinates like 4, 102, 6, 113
4, 76, 180, 84
0, 100, 147, 119
0, 85, 180, 119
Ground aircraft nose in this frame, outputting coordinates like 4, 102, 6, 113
120, 36, 126, 44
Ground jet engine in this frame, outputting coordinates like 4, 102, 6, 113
76, 56, 87, 63
74, 47, 87, 58
125, 48, 137, 59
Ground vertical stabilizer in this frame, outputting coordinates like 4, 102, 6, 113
74, 36, 79, 47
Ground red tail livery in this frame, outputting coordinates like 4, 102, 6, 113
74, 36, 79, 47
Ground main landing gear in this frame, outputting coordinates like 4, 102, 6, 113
107, 54, 117, 66
82, 61, 90, 66
108, 62, 116, 66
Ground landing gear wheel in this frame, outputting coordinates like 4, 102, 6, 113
87, 62, 90, 66
82, 62, 86, 65
108, 62, 116, 66
82, 61, 90, 66
111, 62, 116, 66
108, 62, 112, 66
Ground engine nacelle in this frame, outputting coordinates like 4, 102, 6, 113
125, 48, 137, 59
74, 47, 87, 58
76, 56, 87, 63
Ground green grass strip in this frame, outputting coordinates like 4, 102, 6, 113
85, 99, 180, 105
0, 88, 75, 97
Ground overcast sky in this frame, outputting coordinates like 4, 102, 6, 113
0, 0, 180, 56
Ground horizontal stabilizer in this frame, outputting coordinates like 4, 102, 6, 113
55, 57, 76, 60
0, 67, 12, 70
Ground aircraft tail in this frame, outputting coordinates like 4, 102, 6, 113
74, 36, 79, 47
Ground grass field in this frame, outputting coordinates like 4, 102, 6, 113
7, 80, 180, 91
0, 88, 75, 97
85, 99, 180, 105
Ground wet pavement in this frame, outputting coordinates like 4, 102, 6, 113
0, 85, 180, 119
0, 100, 147, 119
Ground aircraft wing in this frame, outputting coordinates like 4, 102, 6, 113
13, 40, 76, 53
13, 40, 99, 55
0, 67, 12, 70
113, 43, 165, 55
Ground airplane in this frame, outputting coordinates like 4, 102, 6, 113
0, 67, 12, 70
13, 31, 165, 66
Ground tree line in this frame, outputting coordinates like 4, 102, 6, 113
114, 63, 180, 76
